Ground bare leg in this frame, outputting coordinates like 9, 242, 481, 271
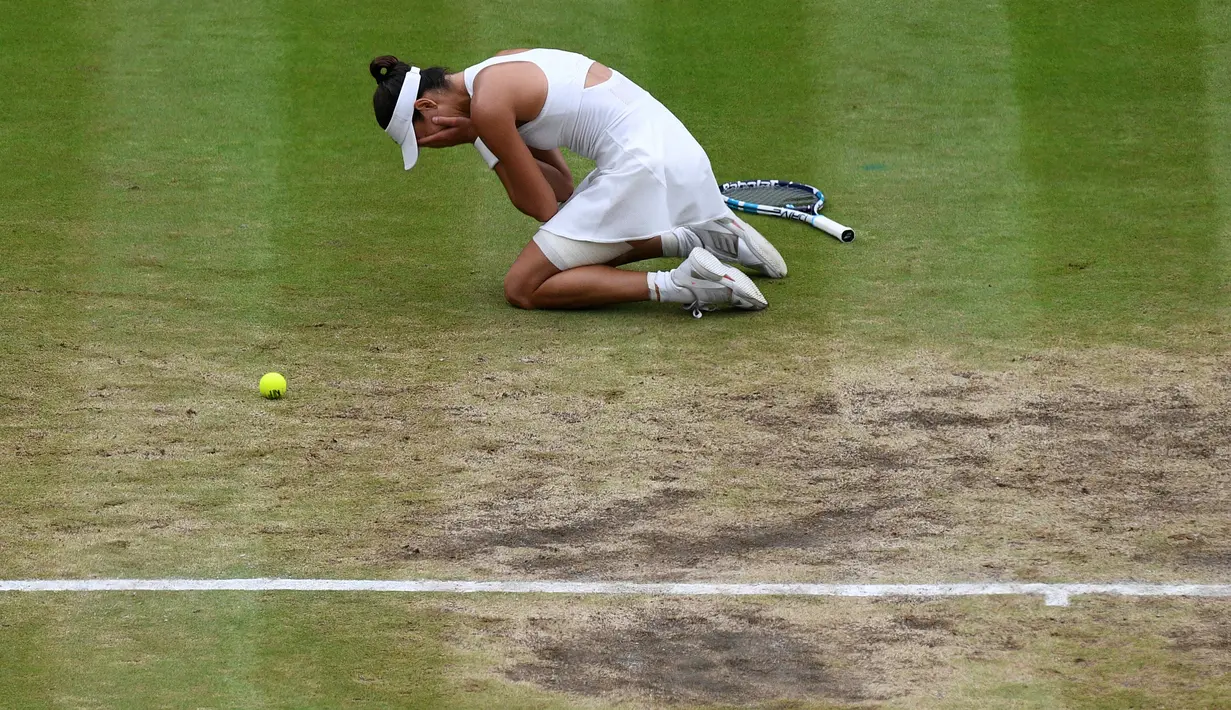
605, 236, 665, 266
504, 238, 666, 310
529, 266, 649, 308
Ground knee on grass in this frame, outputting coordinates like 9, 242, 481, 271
503, 276, 537, 310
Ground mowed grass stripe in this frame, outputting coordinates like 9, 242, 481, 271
804, 0, 1032, 359
272, 1, 500, 325
255, 1, 511, 581
3, 0, 460, 706
0, 2, 110, 431
2, 2, 467, 702
25, 1, 292, 706
31, 0, 295, 581
1008, 0, 1227, 349
624, 0, 838, 340
0, 593, 451, 708
0, 2, 120, 587
1203, 0, 1231, 319
82, 0, 283, 320
0, 2, 105, 230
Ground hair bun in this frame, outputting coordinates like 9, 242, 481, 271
370, 55, 405, 84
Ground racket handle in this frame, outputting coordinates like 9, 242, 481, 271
811, 214, 855, 242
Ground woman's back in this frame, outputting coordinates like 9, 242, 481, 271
464, 48, 656, 165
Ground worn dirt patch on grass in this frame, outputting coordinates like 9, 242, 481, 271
394, 349, 1230, 583
437, 596, 1231, 708
507, 607, 855, 704
484, 598, 966, 706
6, 343, 1227, 586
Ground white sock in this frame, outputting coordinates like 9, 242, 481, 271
646, 270, 693, 303
659, 227, 700, 258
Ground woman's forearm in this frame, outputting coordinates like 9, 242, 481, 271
537, 159, 574, 203
528, 147, 573, 203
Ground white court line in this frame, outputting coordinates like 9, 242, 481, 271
2, 579, 1230, 606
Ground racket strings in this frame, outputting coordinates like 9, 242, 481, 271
724, 185, 819, 209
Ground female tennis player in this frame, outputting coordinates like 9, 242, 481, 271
369, 48, 787, 317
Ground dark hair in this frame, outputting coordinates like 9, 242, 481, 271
370, 55, 449, 129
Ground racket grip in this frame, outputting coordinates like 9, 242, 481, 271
811, 214, 855, 242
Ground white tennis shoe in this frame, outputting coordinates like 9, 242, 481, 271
670, 247, 769, 318
678, 214, 788, 278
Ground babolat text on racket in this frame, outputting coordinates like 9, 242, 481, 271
720, 179, 855, 242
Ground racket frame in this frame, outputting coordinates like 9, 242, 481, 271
720, 179, 855, 243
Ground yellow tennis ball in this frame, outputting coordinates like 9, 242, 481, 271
259, 372, 287, 399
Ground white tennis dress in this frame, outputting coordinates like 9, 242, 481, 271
463, 49, 729, 243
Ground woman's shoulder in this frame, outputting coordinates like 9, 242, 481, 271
468, 49, 538, 85
466, 50, 548, 103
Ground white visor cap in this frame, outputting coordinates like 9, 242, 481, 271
384, 66, 422, 170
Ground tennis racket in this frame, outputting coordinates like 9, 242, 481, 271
720, 179, 855, 242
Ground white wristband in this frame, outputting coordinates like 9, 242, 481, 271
474, 138, 499, 169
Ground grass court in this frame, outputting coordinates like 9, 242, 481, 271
2, 0, 1229, 707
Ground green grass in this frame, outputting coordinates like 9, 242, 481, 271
0, 593, 450, 708
1008, 0, 1225, 343
2, 0, 1229, 707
